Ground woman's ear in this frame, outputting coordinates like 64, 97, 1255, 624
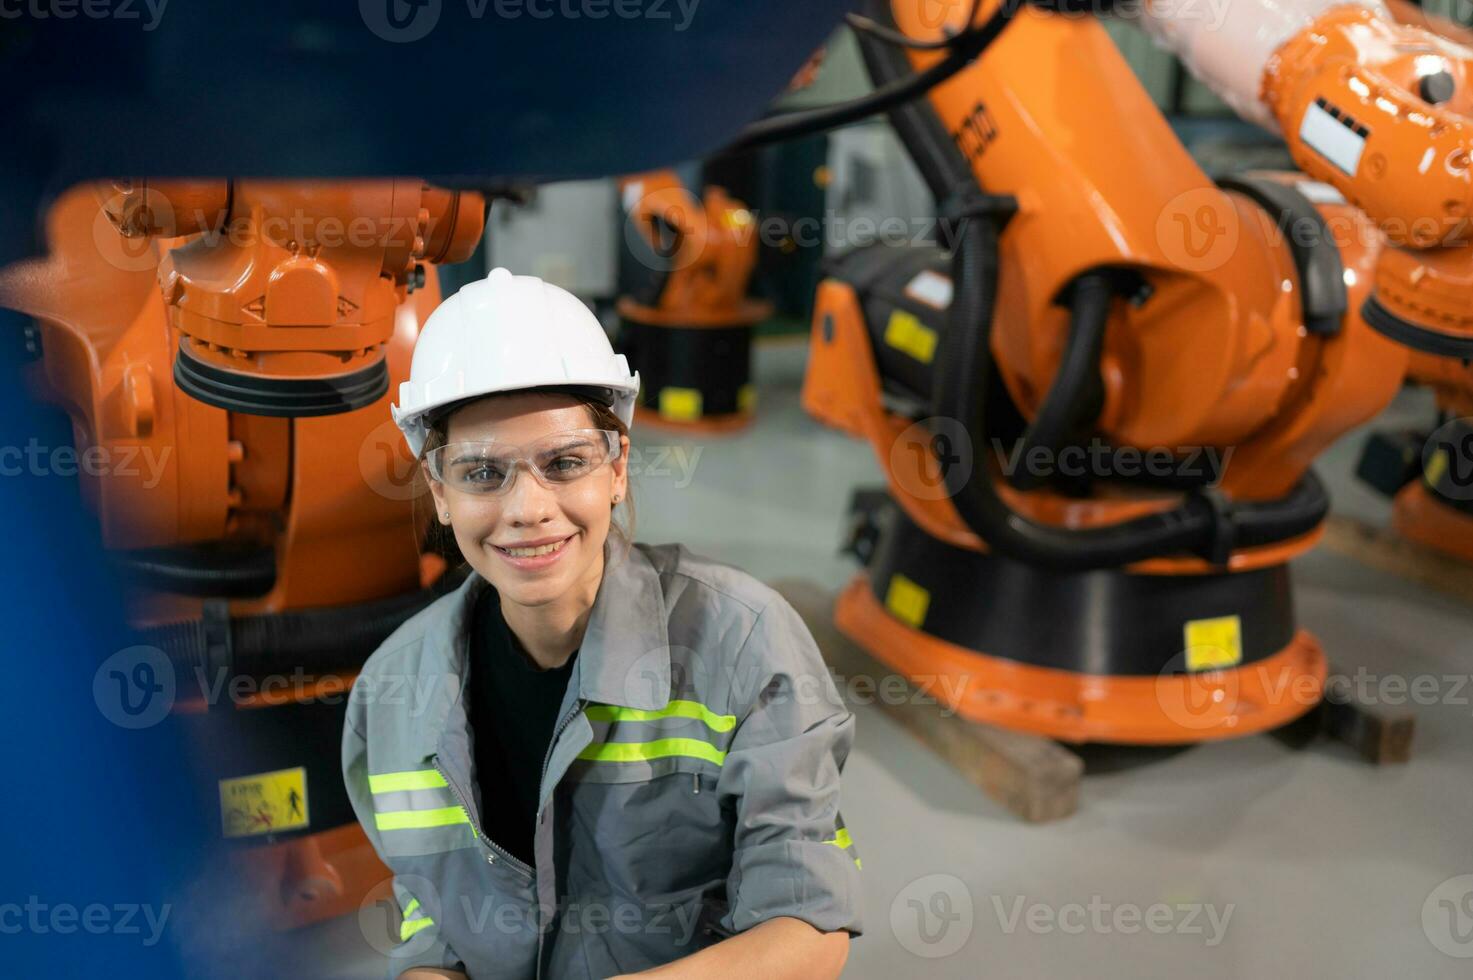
424, 459, 449, 522
613, 434, 630, 501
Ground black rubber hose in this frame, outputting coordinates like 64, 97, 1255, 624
111, 543, 277, 598
933, 210, 1211, 568
724, 0, 1023, 153
1232, 473, 1330, 547
935, 210, 1329, 570
1007, 272, 1112, 491
138, 567, 469, 683
855, 0, 984, 198
850, 0, 1329, 568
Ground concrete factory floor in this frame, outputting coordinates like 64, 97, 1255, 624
301, 340, 1473, 979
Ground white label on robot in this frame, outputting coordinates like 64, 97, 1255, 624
1299, 102, 1366, 177
904, 270, 953, 309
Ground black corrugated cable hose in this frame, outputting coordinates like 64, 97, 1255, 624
847, 0, 1329, 569
1005, 271, 1113, 492
137, 566, 470, 687
932, 200, 1330, 571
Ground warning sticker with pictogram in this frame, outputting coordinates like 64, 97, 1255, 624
219, 765, 309, 838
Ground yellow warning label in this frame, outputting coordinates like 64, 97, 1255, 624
883, 310, 938, 364
219, 766, 309, 838
719, 207, 753, 231
659, 387, 703, 421
1184, 615, 1243, 672
885, 573, 931, 629
1425, 447, 1449, 488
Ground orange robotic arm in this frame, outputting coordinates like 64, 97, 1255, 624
803, 0, 1415, 573
98, 179, 484, 417
798, 0, 1413, 740
1140, 0, 1473, 352
618, 169, 763, 322
615, 169, 770, 429
1263, 4, 1473, 250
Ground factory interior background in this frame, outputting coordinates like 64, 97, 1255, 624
2, 2, 1471, 978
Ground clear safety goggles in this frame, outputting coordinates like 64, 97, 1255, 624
424, 428, 622, 495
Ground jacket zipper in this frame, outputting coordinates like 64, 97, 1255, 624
432, 758, 533, 880
536, 696, 585, 821
533, 695, 585, 980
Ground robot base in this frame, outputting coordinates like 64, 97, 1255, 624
838, 500, 1328, 744
1393, 480, 1473, 563
618, 298, 766, 433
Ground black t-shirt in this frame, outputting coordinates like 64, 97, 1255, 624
467, 584, 578, 867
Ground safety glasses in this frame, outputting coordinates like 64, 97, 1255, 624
424, 428, 622, 495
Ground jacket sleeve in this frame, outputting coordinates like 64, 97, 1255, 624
342, 695, 468, 979
714, 594, 864, 937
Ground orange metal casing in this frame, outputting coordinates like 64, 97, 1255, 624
1265, 5, 1473, 343
0, 179, 484, 928
796, 2, 1422, 741
877, 3, 1406, 506
617, 169, 771, 327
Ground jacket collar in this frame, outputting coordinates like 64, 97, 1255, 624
418, 537, 671, 757
576, 538, 672, 712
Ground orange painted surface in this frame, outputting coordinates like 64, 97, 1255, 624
836, 575, 1327, 745
1394, 480, 1473, 561
1266, 4, 1473, 345
0, 179, 482, 930
798, 3, 1425, 743
619, 170, 772, 326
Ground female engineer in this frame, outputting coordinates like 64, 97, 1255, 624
341, 268, 863, 979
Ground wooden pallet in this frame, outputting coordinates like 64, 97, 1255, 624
1320, 513, 1473, 606
774, 580, 1083, 823
773, 578, 1415, 824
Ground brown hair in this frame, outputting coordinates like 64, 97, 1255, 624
412, 391, 635, 568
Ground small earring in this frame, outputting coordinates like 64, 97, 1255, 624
442, 512, 450, 521
612, 494, 622, 504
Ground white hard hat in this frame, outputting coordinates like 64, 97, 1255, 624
392, 267, 640, 457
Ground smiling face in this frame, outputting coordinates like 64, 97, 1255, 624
424, 391, 629, 609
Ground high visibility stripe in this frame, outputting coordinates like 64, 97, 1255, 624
372, 788, 455, 814
400, 895, 432, 942
368, 769, 449, 794
578, 737, 726, 767
400, 914, 434, 942
374, 806, 470, 831
584, 699, 736, 733
824, 828, 861, 869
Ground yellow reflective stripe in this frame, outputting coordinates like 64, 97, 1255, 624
368, 769, 449, 794
400, 914, 434, 942
584, 699, 736, 733
403, 898, 420, 918
374, 806, 470, 831
578, 737, 726, 766
825, 828, 861, 869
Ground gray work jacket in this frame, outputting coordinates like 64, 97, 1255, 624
342, 539, 863, 979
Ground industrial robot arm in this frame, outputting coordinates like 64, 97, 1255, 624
1140, 0, 1473, 352
618, 170, 761, 317
800, 0, 1418, 740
